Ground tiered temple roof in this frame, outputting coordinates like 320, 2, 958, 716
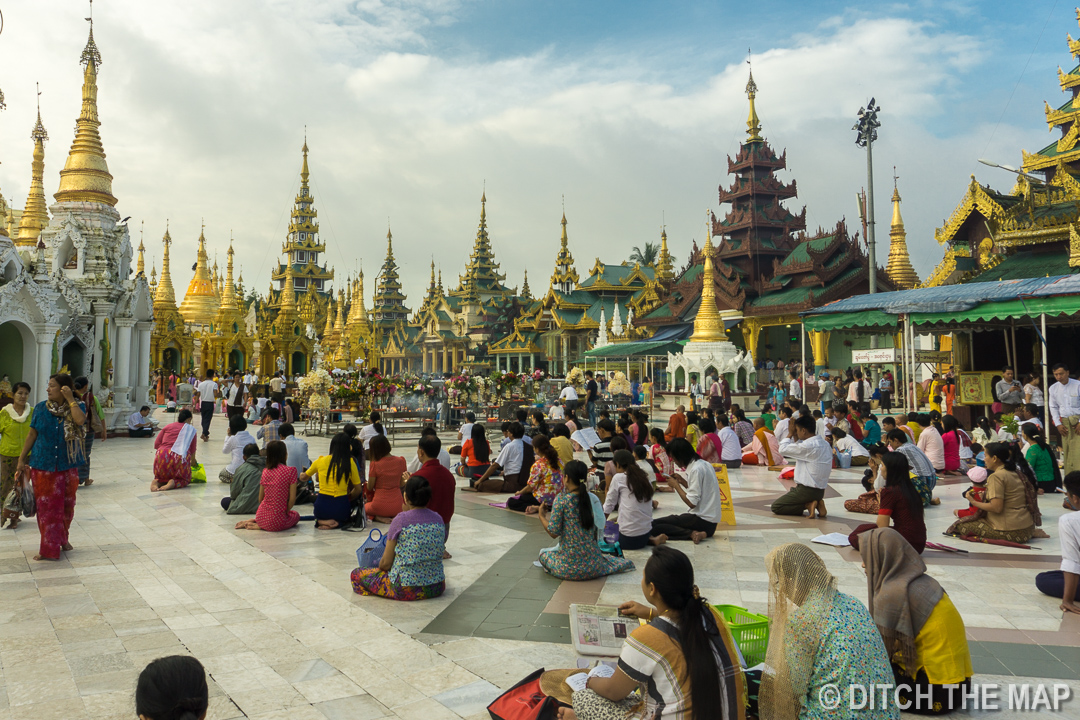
271, 140, 333, 296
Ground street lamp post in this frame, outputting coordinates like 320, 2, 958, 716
854, 99, 881, 294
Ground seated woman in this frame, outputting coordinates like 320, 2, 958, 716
351, 475, 445, 601
694, 417, 722, 464
1022, 423, 1061, 494
235, 440, 299, 532
507, 435, 563, 513
550, 423, 576, 466
844, 443, 887, 515
539, 460, 634, 580
456, 423, 491, 482
556, 546, 746, 720
301, 432, 363, 529
364, 434, 408, 522
761, 543, 899, 720
602, 450, 661, 550
939, 416, 966, 475
740, 418, 779, 466
848, 452, 927, 553
647, 428, 674, 477
948, 442, 1038, 543
860, 528, 972, 714
151, 409, 198, 492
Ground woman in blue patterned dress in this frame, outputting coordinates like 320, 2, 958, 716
538, 460, 634, 580
761, 542, 899, 720
351, 476, 445, 600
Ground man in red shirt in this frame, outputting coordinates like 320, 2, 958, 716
411, 434, 456, 558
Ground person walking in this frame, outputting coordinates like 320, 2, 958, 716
15, 374, 86, 561
1050, 363, 1080, 474
73, 377, 105, 487
0, 382, 32, 529
195, 370, 219, 442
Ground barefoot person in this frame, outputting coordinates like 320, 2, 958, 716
15, 374, 86, 561
301, 432, 363, 530
650, 438, 723, 544
150, 409, 199, 492
556, 546, 746, 720
0, 382, 32, 529
772, 414, 832, 518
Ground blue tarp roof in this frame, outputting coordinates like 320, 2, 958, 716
801, 274, 1080, 317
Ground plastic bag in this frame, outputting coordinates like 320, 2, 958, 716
836, 450, 852, 469
355, 528, 387, 569
19, 470, 35, 518
190, 463, 207, 483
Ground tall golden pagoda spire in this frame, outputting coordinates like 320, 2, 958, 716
136, 221, 146, 276
689, 211, 728, 343
220, 239, 239, 314
437, 268, 444, 295
885, 174, 920, 289
15, 94, 50, 247
179, 224, 219, 327
656, 227, 675, 281
280, 263, 297, 315
334, 288, 346, 334
54, 16, 116, 206
745, 69, 763, 143
550, 209, 579, 293
521, 269, 532, 300
154, 225, 177, 310
150, 265, 157, 295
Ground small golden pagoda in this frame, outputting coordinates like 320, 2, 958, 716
179, 226, 219, 329
688, 219, 728, 343
885, 180, 919, 289
14, 105, 50, 247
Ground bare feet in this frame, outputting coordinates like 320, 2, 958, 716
61, 543, 72, 551
1037, 488, 1045, 495
83, 478, 93, 487
442, 550, 452, 559
316, 519, 339, 530
150, 484, 160, 492
1031, 528, 1051, 539
929, 497, 941, 506
557, 708, 578, 720
525, 505, 539, 515
32, 555, 58, 561
953, 509, 961, 517
816, 500, 827, 518
690, 530, 707, 544
649, 534, 668, 546
804, 500, 817, 517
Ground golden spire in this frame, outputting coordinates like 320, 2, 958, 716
885, 174, 920, 290
354, 269, 370, 330
154, 225, 177, 309
301, 131, 309, 184
54, 18, 116, 206
136, 221, 146, 276
220, 238, 239, 313
689, 210, 729, 343
745, 69, 763, 143
437, 268, 444, 295
322, 300, 335, 337
179, 224, 219, 326
150, 265, 157, 294
334, 288, 346, 333
280, 262, 297, 314
521, 269, 532, 300
15, 94, 50, 247
656, 226, 675, 281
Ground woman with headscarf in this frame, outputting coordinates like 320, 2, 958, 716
761, 543, 898, 720
151, 408, 199, 492
860, 528, 972, 714
15, 374, 86, 561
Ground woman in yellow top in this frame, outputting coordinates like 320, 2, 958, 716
300, 433, 363, 530
684, 412, 702, 453
0, 382, 32, 528
860, 527, 972, 714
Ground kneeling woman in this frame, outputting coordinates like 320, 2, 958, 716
539, 461, 634, 579
558, 546, 746, 720
301, 433, 363, 529
507, 435, 563, 513
151, 409, 198, 492
860, 528, 972, 715
351, 476, 445, 600
602, 449, 660, 550
761, 543, 899, 720
235, 441, 299, 532
848, 452, 927, 554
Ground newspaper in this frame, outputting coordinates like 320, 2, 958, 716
569, 603, 641, 656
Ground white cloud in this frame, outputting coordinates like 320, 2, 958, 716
0, 2, 1053, 304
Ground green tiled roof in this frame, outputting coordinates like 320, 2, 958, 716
642, 302, 674, 319
553, 289, 598, 305
776, 234, 836, 271
748, 267, 862, 309
578, 264, 655, 288
967, 250, 1078, 283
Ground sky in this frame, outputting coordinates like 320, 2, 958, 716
0, 0, 1076, 304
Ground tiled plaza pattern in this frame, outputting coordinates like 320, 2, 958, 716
1, 411, 1079, 719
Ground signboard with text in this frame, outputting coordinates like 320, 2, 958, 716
851, 349, 953, 365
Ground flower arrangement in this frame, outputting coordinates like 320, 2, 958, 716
297, 368, 334, 392
566, 367, 585, 391
609, 371, 631, 396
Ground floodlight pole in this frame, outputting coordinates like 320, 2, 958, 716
855, 100, 881, 350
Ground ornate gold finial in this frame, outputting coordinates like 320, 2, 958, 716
16, 86, 50, 247
885, 174, 920, 289
137, 220, 146, 275
154, 224, 178, 310
745, 62, 763, 143
689, 209, 728, 343
480, 187, 487, 224
54, 9, 115, 206
300, 131, 309, 184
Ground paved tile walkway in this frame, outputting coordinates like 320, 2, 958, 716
1, 411, 1078, 719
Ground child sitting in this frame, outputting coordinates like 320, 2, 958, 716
971, 442, 985, 468
954, 466, 988, 520
633, 444, 663, 485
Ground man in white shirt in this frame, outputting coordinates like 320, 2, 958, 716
278, 423, 310, 475
458, 412, 475, 442
715, 415, 743, 468
559, 383, 579, 413
1051, 364, 1080, 474
1036, 473, 1080, 612
549, 402, 566, 420
817, 373, 835, 414
830, 427, 869, 465
269, 371, 286, 404
127, 406, 156, 438
772, 414, 833, 517
996, 367, 1024, 412
653, 438, 724, 544
473, 422, 528, 493
195, 371, 220, 441
788, 372, 802, 400
407, 427, 453, 473
774, 406, 792, 444
816, 406, 834, 439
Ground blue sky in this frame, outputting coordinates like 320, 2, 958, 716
1, 0, 1077, 300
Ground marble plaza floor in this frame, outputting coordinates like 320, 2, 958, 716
1, 411, 1079, 719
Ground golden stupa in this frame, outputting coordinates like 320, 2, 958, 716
688, 215, 728, 343
885, 181, 920, 289
179, 227, 219, 327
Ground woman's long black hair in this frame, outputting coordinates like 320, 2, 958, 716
471, 423, 490, 463
368, 410, 384, 436
1022, 422, 1063, 488
530, 409, 550, 438
854, 368, 866, 404
327, 433, 355, 487
880, 452, 923, 520
563, 460, 594, 530
613, 449, 654, 502
633, 410, 649, 446
644, 546, 723, 720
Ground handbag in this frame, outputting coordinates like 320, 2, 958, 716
18, 469, 35, 518
487, 668, 561, 720
356, 528, 387, 569
190, 463, 208, 483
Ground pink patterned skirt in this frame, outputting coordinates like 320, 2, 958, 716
350, 567, 444, 601
153, 449, 191, 488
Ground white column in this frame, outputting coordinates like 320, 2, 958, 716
36, 326, 59, 405
115, 321, 134, 389
136, 322, 153, 406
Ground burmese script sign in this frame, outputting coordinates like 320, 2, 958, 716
851, 349, 952, 365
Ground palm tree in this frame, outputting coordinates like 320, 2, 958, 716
629, 242, 659, 266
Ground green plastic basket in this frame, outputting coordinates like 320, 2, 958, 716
713, 604, 770, 667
